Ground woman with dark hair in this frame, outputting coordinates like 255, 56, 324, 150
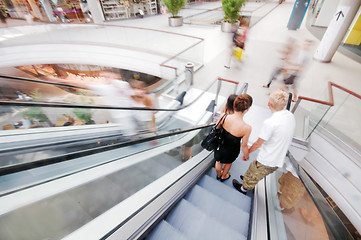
214, 94, 252, 182
222, 94, 237, 114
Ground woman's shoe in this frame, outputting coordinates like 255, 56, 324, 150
216, 176, 221, 180
220, 174, 231, 182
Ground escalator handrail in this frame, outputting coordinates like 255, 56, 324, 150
0, 123, 214, 177
0, 74, 88, 90
0, 77, 220, 112
291, 81, 361, 113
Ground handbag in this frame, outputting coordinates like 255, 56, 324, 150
201, 114, 227, 151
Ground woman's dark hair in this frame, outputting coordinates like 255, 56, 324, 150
234, 94, 253, 112
225, 94, 237, 113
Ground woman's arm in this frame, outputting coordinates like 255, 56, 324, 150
241, 125, 251, 160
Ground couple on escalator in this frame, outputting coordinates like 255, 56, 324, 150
214, 90, 295, 196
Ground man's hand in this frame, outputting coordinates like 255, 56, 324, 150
242, 155, 249, 161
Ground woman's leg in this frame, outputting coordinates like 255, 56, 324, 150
215, 161, 223, 178
221, 163, 232, 179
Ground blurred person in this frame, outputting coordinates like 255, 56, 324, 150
263, 37, 295, 89
90, 71, 138, 136
281, 39, 313, 101
63, 115, 75, 126
131, 80, 157, 132
214, 94, 252, 182
79, 0, 93, 22
0, 8, 7, 25
137, 8, 144, 18
14, 117, 32, 129
233, 90, 295, 195
225, 18, 249, 69
21, 117, 32, 129
24, 11, 34, 24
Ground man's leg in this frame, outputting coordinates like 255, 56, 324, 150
233, 160, 277, 194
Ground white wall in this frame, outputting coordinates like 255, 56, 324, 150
313, 0, 341, 27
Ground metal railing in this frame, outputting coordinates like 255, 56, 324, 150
291, 81, 361, 152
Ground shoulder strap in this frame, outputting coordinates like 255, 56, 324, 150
216, 113, 227, 128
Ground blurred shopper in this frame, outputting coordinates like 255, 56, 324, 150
24, 11, 34, 24
0, 8, 7, 25
281, 39, 313, 101
63, 115, 75, 126
137, 8, 144, 18
91, 71, 138, 136
233, 90, 295, 195
214, 94, 252, 182
225, 18, 249, 69
131, 80, 157, 132
80, 0, 93, 22
263, 37, 295, 88
14, 117, 32, 129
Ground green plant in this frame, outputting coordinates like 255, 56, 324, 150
163, 0, 185, 17
22, 88, 53, 126
222, 0, 246, 23
72, 108, 94, 125
23, 107, 48, 122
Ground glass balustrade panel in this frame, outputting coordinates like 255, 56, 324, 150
266, 154, 354, 240
292, 100, 331, 140
318, 88, 361, 153
0, 127, 209, 240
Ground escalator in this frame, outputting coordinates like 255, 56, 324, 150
0, 89, 356, 239
0, 74, 230, 239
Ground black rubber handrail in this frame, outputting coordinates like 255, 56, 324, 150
0, 77, 219, 112
0, 74, 88, 90
0, 123, 213, 176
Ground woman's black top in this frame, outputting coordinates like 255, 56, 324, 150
214, 128, 242, 164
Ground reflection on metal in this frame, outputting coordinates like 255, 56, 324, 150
185, 62, 194, 90
326, 196, 337, 209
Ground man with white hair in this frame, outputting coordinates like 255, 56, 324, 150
233, 89, 295, 195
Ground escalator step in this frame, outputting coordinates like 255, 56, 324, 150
147, 220, 188, 240
185, 185, 249, 236
197, 175, 251, 213
166, 199, 246, 240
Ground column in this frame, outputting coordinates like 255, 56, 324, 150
42, 0, 57, 22
314, 0, 361, 62
87, 0, 105, 24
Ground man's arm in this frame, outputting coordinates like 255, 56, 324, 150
242, 137, 265, 161
249, 137, 265, 154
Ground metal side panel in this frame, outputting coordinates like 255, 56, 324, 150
250, 178, 268, 240
63, 150, 214, 240
301, 152, 361, 235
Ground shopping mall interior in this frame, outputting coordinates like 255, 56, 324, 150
0, 0, 360, 239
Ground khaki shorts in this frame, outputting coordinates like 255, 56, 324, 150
243, 160, 278, 190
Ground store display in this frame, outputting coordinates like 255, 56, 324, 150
101, 0, 128, 20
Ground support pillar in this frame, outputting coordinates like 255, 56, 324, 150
87, 0, 105, 24
42, 0, 57, 22
314, 0, 361, 62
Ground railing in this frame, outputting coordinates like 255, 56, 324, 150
291, 81, 361, 152
0, 24, 204, 80
182, 0, 280, 27
0, 122, 214, 240
265, 152, 354, 239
